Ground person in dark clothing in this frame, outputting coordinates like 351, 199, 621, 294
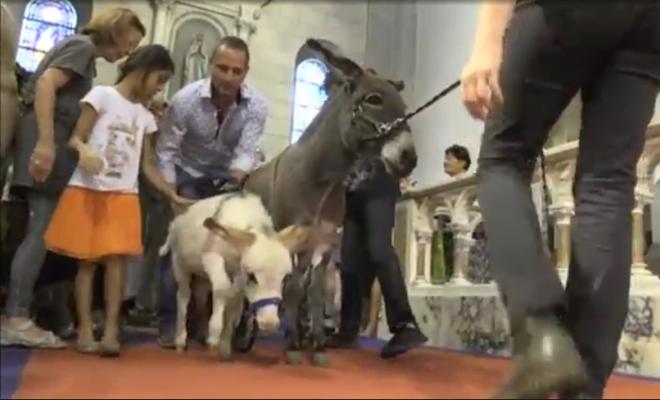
461, 1, 660, 398
328, 159, 427, 359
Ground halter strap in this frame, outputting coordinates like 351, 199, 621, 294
247, 297, 281, 315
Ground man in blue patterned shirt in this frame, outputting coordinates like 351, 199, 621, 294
155, 36, 268, 347
156, 36, 267, 204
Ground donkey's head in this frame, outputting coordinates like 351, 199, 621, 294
308, 39, 417, 178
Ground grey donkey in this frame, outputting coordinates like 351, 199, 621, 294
244, 39, 417, 367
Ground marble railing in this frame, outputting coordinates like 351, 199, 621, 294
394, 123, 660, 293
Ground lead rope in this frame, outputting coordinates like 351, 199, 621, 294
395, 78, 552, 239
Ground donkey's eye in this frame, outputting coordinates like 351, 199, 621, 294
247, 273, 257, 284
364, 93, 384, 107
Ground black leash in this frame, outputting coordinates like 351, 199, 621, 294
399, 78, 552, 239
402, 79, 462, 124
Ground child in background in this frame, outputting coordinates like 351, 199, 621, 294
44, 44, 193, 356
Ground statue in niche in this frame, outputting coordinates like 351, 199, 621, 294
182, 33, 208, 87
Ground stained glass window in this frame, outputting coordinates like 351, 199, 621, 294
15, 0, 78, 73
290, 58, 329, 144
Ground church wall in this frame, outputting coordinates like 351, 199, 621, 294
91, 0, 370, 160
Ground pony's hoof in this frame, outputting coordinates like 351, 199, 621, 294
285, 350, 304, 365
175, 344, 187, 354
311, 352, 329, 367
218, 343, 233, 362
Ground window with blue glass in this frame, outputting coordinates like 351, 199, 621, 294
16, 0, 78, 73
290, 58, 329, 144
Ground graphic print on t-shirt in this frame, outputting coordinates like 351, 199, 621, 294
103, 115, 139, 180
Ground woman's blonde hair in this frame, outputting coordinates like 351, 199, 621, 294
81, 8, 146, 46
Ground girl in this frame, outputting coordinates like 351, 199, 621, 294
44, 44, 192, 356
1, 7, 146, 349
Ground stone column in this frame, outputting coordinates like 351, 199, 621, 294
549, 204, 574, 283
152, 0, 175, 45
413, 229, 433, 286
631, 195, 658, 285
448, 223, 473, 285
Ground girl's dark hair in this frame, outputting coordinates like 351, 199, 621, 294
116, 44, 175, 84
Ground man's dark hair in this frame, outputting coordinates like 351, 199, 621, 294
445, 144, 471, 171
212, 36, 250, 66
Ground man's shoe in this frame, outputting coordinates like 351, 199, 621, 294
380, 325, 427, 359
492, 317, 588, 399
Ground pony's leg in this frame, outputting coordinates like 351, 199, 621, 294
308, 251, 331, 367
201, 252, 230, 352
218, 285, 245, 361
283, 258, 306, 365
173, 259, 191, 353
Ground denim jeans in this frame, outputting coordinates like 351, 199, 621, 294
4, 189, 59, 318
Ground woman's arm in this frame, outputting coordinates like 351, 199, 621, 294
35, 68, 74, 145
471, 1, 515, 55
461, 0, 515, 120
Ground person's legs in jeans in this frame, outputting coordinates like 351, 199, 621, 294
362, 194, 427, 358
562, 63, 659, 398
1, 189, 65, 348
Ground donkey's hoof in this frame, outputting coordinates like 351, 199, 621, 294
311, 352, 329, 367
285, 350, 304, 365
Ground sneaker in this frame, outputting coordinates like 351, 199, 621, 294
380, 325, 427, 359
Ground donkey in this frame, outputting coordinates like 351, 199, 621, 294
244, 39, 417, 367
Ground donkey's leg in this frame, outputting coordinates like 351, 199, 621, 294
218, 285, 245, 361
173, 260, 191, 353
309, 251, 331, 367
202, 252, 230, 352
283, 258, 306, 365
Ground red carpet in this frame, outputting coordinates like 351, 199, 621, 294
12, 344, 660, 399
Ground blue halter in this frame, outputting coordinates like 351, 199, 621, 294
247, 297, 281, 316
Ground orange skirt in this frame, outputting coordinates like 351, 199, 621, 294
45, 186, 143, 260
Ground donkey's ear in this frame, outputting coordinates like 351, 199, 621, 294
204, 218, 255, 252
275, 225, 312, 253
306, 39, 363, 82
388, 79, 405, 92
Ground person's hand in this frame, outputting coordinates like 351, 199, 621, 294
461, 43, 504, 120
78, 145, 104, 175
229, 169, 248, 185
168, 191, 195, 216
29, 139, 56, 182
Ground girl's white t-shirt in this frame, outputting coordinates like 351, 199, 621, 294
68, 86, 158, 193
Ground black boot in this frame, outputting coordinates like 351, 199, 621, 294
380, 323, 427, 359
326, 332, 359, 349
492, 317, 588, 399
